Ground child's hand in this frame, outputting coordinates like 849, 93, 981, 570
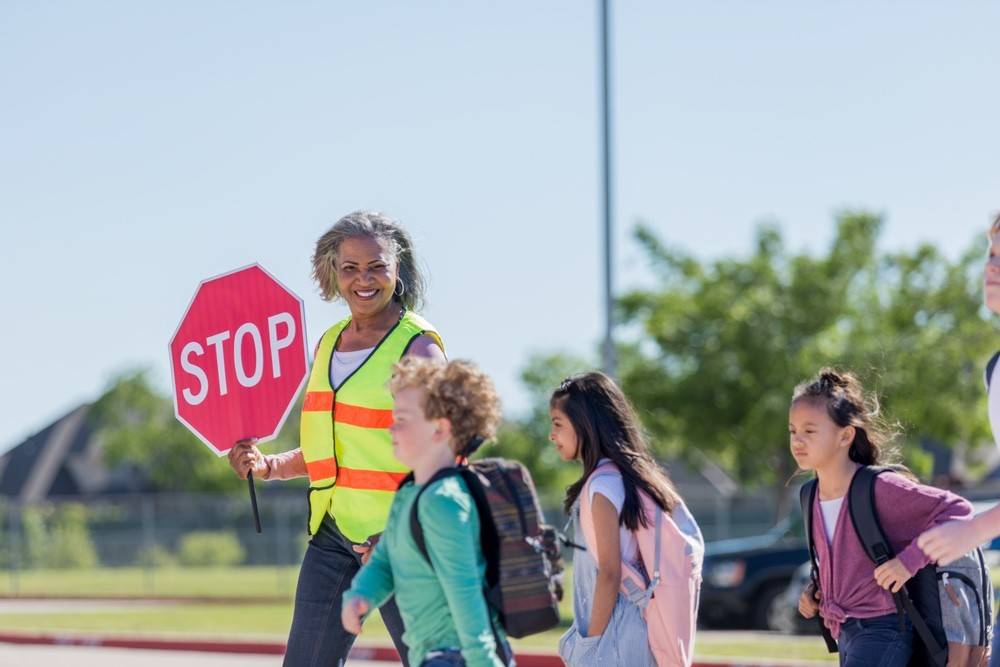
918, 519, 984, 566
341, 597, 369, 635
798, 583, 820, 619
873, 557, 913, 593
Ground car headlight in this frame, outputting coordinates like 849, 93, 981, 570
705, 559, 746, 588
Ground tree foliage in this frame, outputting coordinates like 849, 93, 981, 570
615, 212, 995, 492
89, 370, 302, 493
491, 352, 591, 509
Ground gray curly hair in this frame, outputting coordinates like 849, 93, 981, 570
311, 211, 426, 311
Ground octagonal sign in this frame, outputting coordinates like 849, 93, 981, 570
169, 264, 309, 455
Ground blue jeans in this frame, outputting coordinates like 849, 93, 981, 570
838, 614, 913, 667
419, 642, 514, 667
420, 648, 465, 667
282, 516, 409, 667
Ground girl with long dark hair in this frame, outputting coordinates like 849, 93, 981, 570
551, 371, 699, 666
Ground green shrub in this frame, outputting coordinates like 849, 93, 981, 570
48, 504, 98, 569
178, 531, 245, 567
19, 504, 98, 569
136, 544, 178, 568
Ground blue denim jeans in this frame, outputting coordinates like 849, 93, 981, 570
838, 614, 913, 667
419, 642, 514, 667
420, 648, 465, 666
282, 516, 409, 667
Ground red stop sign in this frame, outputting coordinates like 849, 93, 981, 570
169, 264, 309, 455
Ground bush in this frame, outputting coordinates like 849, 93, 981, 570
48, 504, 99, 568
19, 503, 98, 569
178, 531, 245, 567
136, 544, 178, 568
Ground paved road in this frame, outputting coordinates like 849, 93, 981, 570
0, 644, 399, 666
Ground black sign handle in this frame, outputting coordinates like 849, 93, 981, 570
247, 471, 262, 533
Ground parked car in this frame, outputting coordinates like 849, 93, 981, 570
773, 560, 821, 635
699, 514, 810, 630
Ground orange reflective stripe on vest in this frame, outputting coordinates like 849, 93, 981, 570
305, 459, 403, 490
338, 467, 408, 491
303, 393, 392, 428
334, 402, 394, 429
303, 391, 334, 412
306, 457, 337, 482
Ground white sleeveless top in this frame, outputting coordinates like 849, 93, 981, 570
330, 346, 375, 387
588, 459, 640, 565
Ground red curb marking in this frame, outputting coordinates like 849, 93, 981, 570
0, 631, 806, 666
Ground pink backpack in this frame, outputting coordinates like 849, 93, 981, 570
580, 462, 704, 667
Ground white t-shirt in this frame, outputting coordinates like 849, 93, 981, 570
987, 354, 1000, 448
819, 496, 843, 545
588, 462, 640, 565
331, 346, 375, 387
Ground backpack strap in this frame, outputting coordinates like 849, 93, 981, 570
799, 478, 837, 653
986, 351, 1000, 391
408, 466, 463, 565
408, 465, 501, 590
406, 463, 510, 666
847, 466, 947, 667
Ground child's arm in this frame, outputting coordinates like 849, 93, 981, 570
586, 493, 622, 637
919, 504, 1000, 566
876, 473, 974, 576
342, 534, 395, 632
421, 483, 505, 667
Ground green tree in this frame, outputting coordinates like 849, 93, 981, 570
491, 353, 592, 511
615, 212, 995, 509
89, 369, 302, 493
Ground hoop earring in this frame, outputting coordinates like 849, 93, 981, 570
394, 278, 406, 297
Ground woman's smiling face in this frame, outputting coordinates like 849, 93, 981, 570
335, 235, 398, 318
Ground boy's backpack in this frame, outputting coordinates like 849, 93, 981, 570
800, 467, 993, 667
578, 461, 704, 667
407, 456, 565, 640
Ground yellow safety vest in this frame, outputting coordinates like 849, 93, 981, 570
300, 310, 443, 540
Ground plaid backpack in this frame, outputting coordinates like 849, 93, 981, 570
407, 456, 565, 639
800, 467, 993, 667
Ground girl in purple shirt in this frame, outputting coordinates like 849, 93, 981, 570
791, 369, 972, 665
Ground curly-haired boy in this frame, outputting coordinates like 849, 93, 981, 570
342, 357, 509, 667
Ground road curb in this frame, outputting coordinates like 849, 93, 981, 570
0, 631, 826, 666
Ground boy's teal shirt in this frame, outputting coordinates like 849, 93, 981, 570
345, 472, 506, 667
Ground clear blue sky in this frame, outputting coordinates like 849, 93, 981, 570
2, 2, 998, 454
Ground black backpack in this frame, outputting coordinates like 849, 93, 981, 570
405, 456, 565, 641
800, 467, 993, 666
985, 351, 1000, 391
